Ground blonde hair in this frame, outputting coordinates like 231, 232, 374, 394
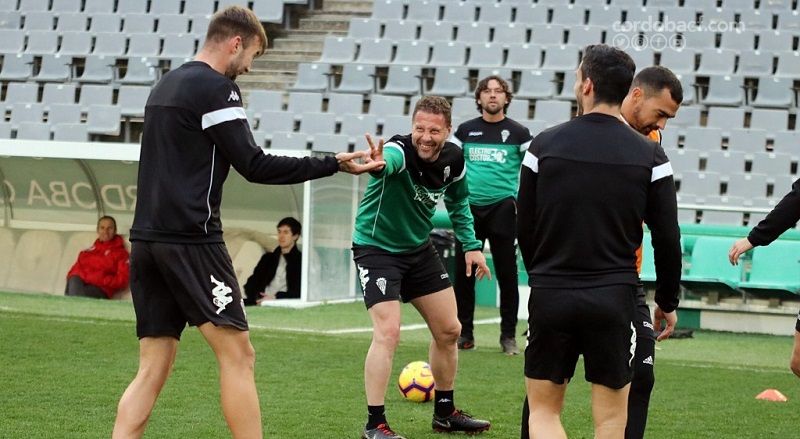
205, 6, 267, 54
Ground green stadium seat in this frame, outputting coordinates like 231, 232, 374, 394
681, 236, 743, 301
739, 240, 800, 303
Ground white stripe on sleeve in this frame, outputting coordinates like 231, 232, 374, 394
201, 107, 247, 130
651, 162, 673, 182
519, 139, 532, 152
522, 151, 539, 173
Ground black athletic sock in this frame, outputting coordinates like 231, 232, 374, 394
366, 405, 387, 430
434, 390, 455, 417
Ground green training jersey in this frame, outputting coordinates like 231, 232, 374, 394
353, 134, 482, 253
451, 117, 533, 207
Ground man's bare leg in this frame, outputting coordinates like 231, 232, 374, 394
592, 383, 630, 439
365, 300, 402, 405
526, 377, 567, 439
411, 288, 461, 390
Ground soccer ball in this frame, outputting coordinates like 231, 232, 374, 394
397, 361, 435, 403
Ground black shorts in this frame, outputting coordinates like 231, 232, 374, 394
796, 309, 799, 332
352, 242, 452, 309
634, 283, 655, 340
525, 285, 637, 389
130, 241, 248, 339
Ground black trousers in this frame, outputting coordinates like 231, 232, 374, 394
65, 275, 107, 299
455, 198, 519, 339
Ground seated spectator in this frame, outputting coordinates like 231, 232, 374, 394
244, 217, 302, 305
66, 216, 130, 299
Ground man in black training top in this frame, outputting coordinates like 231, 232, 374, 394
450, 75, 533, 355
730, 179, 800, 379
244, 217, 302, 304
517, 44, 682, 439
354, 96, 491, 439
112, 7, 382, 439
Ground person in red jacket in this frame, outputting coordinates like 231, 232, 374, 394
66, 215, 130, 299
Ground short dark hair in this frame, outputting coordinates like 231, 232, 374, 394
474, 75, 513, 114
579, 44, 636, 106
631, 66, 684, 106
412, 96, 452, 127
206, 6, 267, 55
97, 215, 116, 230
277, 217, 301, 236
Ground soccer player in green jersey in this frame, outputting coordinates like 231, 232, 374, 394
450, 75, 534, 354
353, 96, 492, 439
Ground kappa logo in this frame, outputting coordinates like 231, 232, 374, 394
210, 275, 233, 315
501, 129, 510, 143
357, 265, 370, 291
376, 277, 387, 295
643, 355, 654, 365
628, 322, 637, 367
468, 131, 483, 136
227, 90, 240, 102
440, 273, 449, 279
643, 321, 654, 331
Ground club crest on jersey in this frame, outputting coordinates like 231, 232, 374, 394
227, 91, 240, 102
210, 275, 233, 314
501, 129, 510, 143
443, 165, 450, 181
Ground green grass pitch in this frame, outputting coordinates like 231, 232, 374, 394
1, 291, 798, 438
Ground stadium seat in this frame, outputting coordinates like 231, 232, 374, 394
751, 152, 793, 176
319, 36, 356, 64
696, 49, 737, 76
86, 104, 121, 136
16, 121, 51, 140
774, 51, 800, 78
24, 30, 58, 54
700, 75, 744, 107
681, 235, 743, 297
287, 91, 323, 114
348, 18, 381, 40
333, 64, 376, 94
540, 45, 580, 73
298, 112, 336, 136
532, 100, 572, 124
451, 96, 476, 121
123, 13, 155, 33
117, 57, 158, 85
480, 3, 512, 23
33, 54, 73, 82
10, 103, 45, 129
727, 128, 768, 154
720, 29, 757, 51
258, 111, 295, 137
0, 121, 12, 138
751, 77, 795, 109
727, 173, 769, 199
379, 65, 423, 96
588, 6, 622, 26
750, 108, 790, 132
658, 49, 696, 75
42, 83, 76, 107
531, 24, 567, 46
413, 21, 456, 42
383, 19, 417, 41
392, 40, 430, 65
20, 0, 49, 11
772, 131, 800, 156
160, 34, 196, 59
441, 1, 475, 23
452, 22, 490, 44
492, 23, 528, 45
738, 10, 773, 31
626, 48, 655, 72
425, 67, 469, 97
759, 0, 794, 10
355, 38, 393, 64
506, 98, 530, 120
117, 0, 148, 15
706, 107, 745, 129
190, 15, 210, 36
3, 83, 38, 110
736, 50, 774, 77
75, 55, 115, 83
89, 13, 122, 33
92, 32, 127, 56
0, 53, 33, 81
676, 74, 696, 105
777, 11, 800, 32
467, 42, 504, 67
429, 41, 467, 66
340, 114, 379, 139
127, 34, 161, 57
289, 62, 331, 93
5, 230, 63, 294
506, 44, 542, 69
700, 208, 745, 226
678, 171, 721, 197
149, 0, 182, 15
379, 113, 411, 138
515, 70, 556, 100
22, 11, 55, 31
59, 31, 93, 56
52, 0, 82, 13
270, 131, 308, 150
669, 148, 701, 174
569, 26, 604, 48
157, 14, 190, 34
46, 103, 81, 125
0, 11, 21, 29
117, 85, 150, 117
370, 0, 404, 20
245, 89, 283, 114
312, 133, 351, 152
684, 126, 722, 151
551, 4, 587, 26
368, 94, 405, 122
327, 92, 364, 117
758, 30, 795, 52
515, 4, 549, 25
740, 241, 800, 302
83, 0, 115, 13
704, 150, 747, 174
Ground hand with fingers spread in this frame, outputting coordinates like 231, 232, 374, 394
653, 306, 677, 341
335, 136, 386, 175
464, 250, 491, 280
728, 237, 753, 266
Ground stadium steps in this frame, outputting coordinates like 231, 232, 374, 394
241, 0, 370, 93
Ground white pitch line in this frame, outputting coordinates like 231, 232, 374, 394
254, 317, 502, 335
